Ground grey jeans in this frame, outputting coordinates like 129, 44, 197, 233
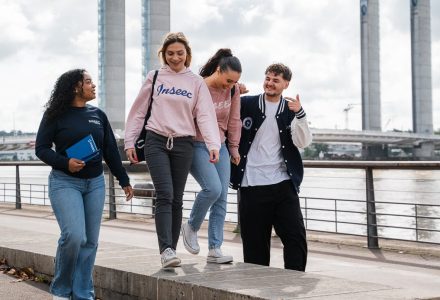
145, 130, 194, 253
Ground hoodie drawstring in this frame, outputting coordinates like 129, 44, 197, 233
166, 134, 174, 150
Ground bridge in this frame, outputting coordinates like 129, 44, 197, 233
1, 130, 439, 162
312, 129, 440, 146
2, 130, 440, 149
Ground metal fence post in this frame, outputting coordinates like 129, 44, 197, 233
233, 189, 241, 233
415, 204, 419, 242
151, 188, 156, 217
365, 167, 379, 248
108, 173, 116, 220
15, 165, 21, 209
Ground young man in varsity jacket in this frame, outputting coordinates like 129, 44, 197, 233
230, 63, 312, 271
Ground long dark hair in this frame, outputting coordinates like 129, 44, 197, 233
199, 48, 242, 78
44, 69, 86, 120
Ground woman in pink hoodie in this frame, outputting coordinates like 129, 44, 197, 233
124, 32, 220, 268
181, 49, 242, 264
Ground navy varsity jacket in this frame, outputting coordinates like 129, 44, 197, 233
230, 94, 310, 193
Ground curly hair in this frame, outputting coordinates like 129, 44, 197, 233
44, 69, 86, 120
265, 63, 292, 81
199, 48, 242, 78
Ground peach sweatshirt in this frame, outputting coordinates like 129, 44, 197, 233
124, 66, 221, 151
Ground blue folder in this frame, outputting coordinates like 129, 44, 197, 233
66, 134, 100, 162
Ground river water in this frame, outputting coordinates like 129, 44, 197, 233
1, 166, 439, 243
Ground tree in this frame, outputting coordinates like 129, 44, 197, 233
314, 143, 329, 154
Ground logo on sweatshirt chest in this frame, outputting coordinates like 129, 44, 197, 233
156, 84, 193, 99
88, 119, 101, 126
213, 100, 231, 110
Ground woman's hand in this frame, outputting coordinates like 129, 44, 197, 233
209, 149, 220, 163
123, 185, 134, 201
68, 158, 85, 173
125, 148, 138, 164
231, 155, 241, 166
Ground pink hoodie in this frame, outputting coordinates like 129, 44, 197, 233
194, 83, 241, 158
125, 66, 221, 151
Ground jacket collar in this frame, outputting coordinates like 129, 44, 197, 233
260, 94, 288, 115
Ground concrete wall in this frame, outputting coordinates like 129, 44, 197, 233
142, 0, 170, 81
411, 0, 433, 135
360, 0, 381, 131
98, 0, 126, 132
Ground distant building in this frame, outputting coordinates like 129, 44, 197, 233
98, 0, 126, 133
141, 0, 170, 81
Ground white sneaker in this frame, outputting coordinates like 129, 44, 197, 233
207, 248, 233, 264
181, 221, 200, 254
161, 248, 181, 268
53, 296, 69, 300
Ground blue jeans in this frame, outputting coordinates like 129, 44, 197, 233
48, 170, 105, 300
189, 142, 230, 249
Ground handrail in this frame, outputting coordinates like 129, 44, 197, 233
1, 160, 439, 248
303, 160, 440, 169
2, 160, 440, 168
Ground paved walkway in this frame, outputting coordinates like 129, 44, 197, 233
1, 204, 440, 299
0, 272, 50, 300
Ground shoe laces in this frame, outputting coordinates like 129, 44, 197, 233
162, 248, 175, 259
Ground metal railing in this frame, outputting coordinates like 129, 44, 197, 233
1, 160, 440, 248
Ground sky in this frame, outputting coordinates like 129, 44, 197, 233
0, 0, 439, 133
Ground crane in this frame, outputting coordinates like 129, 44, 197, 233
343, 103, 360, 130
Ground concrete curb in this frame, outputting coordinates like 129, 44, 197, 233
1, 230, 397, 300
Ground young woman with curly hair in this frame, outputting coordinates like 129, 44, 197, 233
36, 69, 133, 300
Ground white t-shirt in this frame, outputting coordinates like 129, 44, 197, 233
241, 100, 290, 187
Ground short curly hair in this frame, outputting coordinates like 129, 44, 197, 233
265, 63, 292, 81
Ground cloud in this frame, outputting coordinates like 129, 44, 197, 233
171, 0, 223, 30
0, 0, 438, 132
0, 1, 36, 59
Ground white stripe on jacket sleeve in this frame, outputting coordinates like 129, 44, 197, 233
291, 109, 312, 148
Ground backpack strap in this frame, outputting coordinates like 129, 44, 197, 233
134, 70, 159, 154
145, 70, 159, 122
230, 85, 236, 98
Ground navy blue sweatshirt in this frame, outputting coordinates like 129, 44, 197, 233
35, 104, 130, 188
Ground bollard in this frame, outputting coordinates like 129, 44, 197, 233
133, 182, 156, 216
365, 167, 379, 249
15, 165, 21, 209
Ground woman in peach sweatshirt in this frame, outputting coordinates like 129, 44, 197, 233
125, 32, 220, 268
181, 49, 242, 264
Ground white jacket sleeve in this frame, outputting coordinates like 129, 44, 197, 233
291, 107, 313, 149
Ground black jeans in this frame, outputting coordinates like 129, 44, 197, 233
145, 131, 194, 253
239, 180, 307, 271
